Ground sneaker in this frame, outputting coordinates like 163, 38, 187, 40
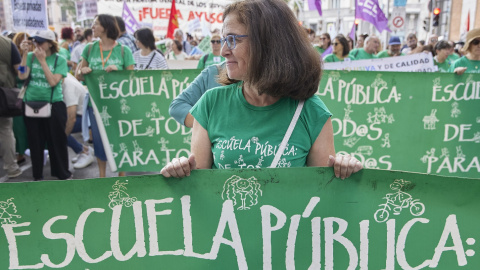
7, 168, 22, 179
73, 151, 94, 169
72, 154, 80, 163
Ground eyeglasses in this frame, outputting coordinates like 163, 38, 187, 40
472, 39, 480, 46
332, 42, 340, 46
211, 40, 221, 44
221, 34, 248, 50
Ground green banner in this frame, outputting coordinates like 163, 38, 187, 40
85, 70, 480, 178
1, 168, 479, 269
318, 71, 480, 178
85, 70, 200, 172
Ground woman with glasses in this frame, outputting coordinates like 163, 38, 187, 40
18, 30, 72, 181
161, 0, 362, 179
76, 14, 135, 178
314, 33, 331, 55
133, 28, 168, 70
197, 34, 225, 70
449, 28, 480, 75
323, 35, 351, 62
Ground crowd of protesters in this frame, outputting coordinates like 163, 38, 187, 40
0, 10, 479, 180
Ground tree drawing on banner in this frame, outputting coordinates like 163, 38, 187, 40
108, 180, 137, 209
423, 109, 439, 130
222, 175, 262, 210
0, 198, 21, 225
374, 179, 425, 223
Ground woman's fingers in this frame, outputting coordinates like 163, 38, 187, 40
160, 156, 195, 178
328, 154, 363, 179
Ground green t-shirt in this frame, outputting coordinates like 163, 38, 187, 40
197, 53, 225, 69
323, 54, 352, 63
25, 53, 67, 103
448, 56, 480, 73
447, 53, 460, 65
434, 57, 450, 73
376, 50, 405, 58
349, 48, 377, 60
81, 41, 135, 71
190, 82, 332, 169
58, 47, 71, 61
314, 45, 325, 55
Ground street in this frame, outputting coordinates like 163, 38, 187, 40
0, 133, 159, 183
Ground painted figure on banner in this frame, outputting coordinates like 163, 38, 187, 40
0, 198, 21, 225
222, 175, 262, 210
374, 179, 425, 223
161, 0, 363, 179
108, 180, 137, 209
423, 109, 439, 130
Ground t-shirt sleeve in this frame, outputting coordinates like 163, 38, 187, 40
122, 46, 136, 68
11, 42, 21, 65
81, 43, 92, 62
169, 66, 214, 126
303, 95, 332, 145
55, 55, 68, 78
189, 89, 213, 130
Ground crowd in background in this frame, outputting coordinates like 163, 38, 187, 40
1, 11, 479, 181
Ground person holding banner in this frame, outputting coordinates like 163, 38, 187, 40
18, 30, 72, 181
76, 14, 135, 178
377, 36, 404, 58
433, 40, 453, 73
449, 28, 480, 75
323, 35, 351, 62
349, 36, 379, 60
161, 0, 363, 179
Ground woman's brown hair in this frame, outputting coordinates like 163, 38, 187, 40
218, 0, 322, 100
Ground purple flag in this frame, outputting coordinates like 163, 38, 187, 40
122, 2, 140, 34
321, 46, 332, 58
308, 0, 322, 16
355, 0, 391, 33
349, 22, 356, 40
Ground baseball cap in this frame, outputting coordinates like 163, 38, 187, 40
28, 29, 56, 43
389, 36, 401, 45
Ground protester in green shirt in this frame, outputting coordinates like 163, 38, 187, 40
349, 36, 379, 60
449, 28, 480, 74
76, 14, 135, 178
446, 40, 460, 65
314, 33, 331, 55
323, 35, 351, 62
161, 0, 362, 179
18, 30, 72, 181
197, 34, 225, 70
377, 36, 405, 58
433, 40, 452, 72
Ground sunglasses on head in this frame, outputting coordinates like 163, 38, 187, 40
211, 40, 221, 44
33, 40, 45, 45
472, 39, 480, 46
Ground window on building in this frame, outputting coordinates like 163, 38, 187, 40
61, 7, 68, 22
331, 0, 340, 9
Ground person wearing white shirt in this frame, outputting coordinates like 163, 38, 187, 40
133, 28, 168, 70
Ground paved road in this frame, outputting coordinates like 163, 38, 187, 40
0, 133, 158, 183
